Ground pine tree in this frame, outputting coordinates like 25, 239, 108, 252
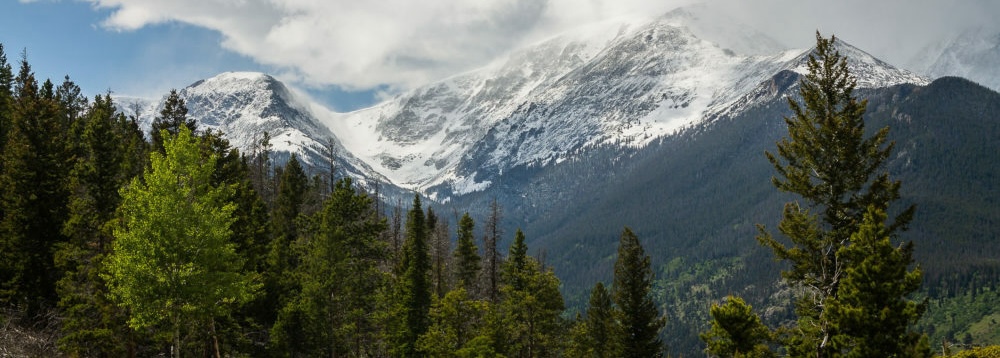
104, 126, 257, 358
497, 229, 566, 357
266, 155, 309, 308
826, 207, 929, 357
613, 227, 665, 358
0, 54, 71, 313
570, 282, 622, 358
700, 296, 774, 358
756, 32, 922, 357
150, 89, 196, 152
398, 194, 432, 357
453, 213, 481, 291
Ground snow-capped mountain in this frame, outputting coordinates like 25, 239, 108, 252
909, 27, 1000, 92
128, 72, 388, 186
124, 7, 929, 203
317, 8, 927, 200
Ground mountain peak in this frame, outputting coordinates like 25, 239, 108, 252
193, 71, 275, 85
790, 38, 930, 88
658, 4, 786, 56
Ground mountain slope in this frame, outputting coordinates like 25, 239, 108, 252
320, 10, 927, 201
130, 72, 392, 190
481, 75, 1000, 355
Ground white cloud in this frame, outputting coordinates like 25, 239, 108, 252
84, 0, 999, 92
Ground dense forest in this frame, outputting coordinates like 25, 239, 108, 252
1, 33, 999, 357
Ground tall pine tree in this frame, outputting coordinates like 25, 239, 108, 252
497, 229, 566, 357
569, 281, 622, 358
613, 227, 665, 358
453, 213, 480, 292
756, 32, 924, 357
397, 194, 432, 357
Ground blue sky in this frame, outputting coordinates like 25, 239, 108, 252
0, 1, 380, 111
2, 0, 996, 112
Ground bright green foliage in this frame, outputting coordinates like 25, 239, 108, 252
569, 282, 622, 358
0, 55, 71, 313
701, 296, 774, 358
949, 345, 1000, 358
827, 207, 928, 357
497, 229, 566, 357
55, 94, 146, 356
397, 194, 432, 356
453, 213, 480, 291
271, 177, 387, 356
417, 287, 492, 356
104, 126, 257, 356
150, 89, 196, 152
756, 32, 919, 357
614, 227, 665, 358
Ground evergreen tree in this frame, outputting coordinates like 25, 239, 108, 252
570, 282, 622, 358
272, 177, 387, 356
613, 227, 665, 358
150, 89, 196, 152
700, 296, 774, 358
0, 54, 71, 313
756, 32, 922, 357
497, 229, 566, 357
56, 94, 143, 356
826, 207, 929, 357
398, 194, 432, 356
266, 155, 309, 311
453, 213, 481, 291
56, 75, 87, 128
104, 126, 257, 358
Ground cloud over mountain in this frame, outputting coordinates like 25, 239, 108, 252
85, 0, 1000, 92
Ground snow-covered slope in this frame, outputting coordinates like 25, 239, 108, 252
133, 72, 387, 186
909, 27, 1000, 92
318, 9, 927, 199
125, 8, 928, 202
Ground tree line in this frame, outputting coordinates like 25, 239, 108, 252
0, 43, 667, 357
